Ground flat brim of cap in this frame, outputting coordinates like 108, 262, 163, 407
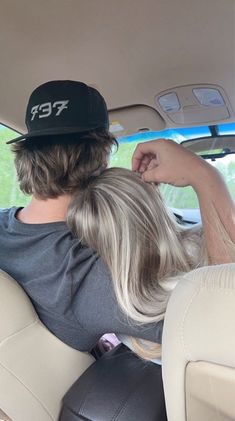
6, 125, 108, 144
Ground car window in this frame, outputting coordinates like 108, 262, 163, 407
209, 155, 235, 197
1, 123, 235, 210
3, 124, 197, 210
0, 124, 29, 208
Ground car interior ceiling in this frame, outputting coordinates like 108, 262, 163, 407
0, 0, 235, 134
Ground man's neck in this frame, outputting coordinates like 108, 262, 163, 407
17, 195, 72, 224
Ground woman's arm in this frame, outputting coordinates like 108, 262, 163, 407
132, 139, 235, 264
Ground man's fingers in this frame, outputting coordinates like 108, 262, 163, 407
132, 143, 156, 171
138, 155, 153, 173
132, 152, 154, 172
141, 167, 162, 183
147, 158, 158, 171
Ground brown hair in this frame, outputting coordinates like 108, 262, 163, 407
12, 130, 117, 198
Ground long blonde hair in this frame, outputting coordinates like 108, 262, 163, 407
67, 167, 205, 358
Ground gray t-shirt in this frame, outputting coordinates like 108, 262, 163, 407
0, 207, 163, 351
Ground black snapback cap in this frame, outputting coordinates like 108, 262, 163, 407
7, 80, 109, 144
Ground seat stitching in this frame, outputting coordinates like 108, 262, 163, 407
62, 403, 91, 420
0, 361, 54, 420
180, 285, 202, 361
110, 369, 148, 421
0, 318, 39, 347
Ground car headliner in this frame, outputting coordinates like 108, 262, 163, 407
0, 0, 235, 133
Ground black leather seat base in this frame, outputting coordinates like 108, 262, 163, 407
59, 344, 167, 421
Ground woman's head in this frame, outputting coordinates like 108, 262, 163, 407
68, 167, 202, 328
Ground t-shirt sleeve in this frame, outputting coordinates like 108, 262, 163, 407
72, 257, 163, 351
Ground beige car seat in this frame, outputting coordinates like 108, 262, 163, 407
162, 263, 235, 421
0, 270, 94, 421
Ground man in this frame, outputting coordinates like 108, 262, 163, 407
0, 80, 163, 351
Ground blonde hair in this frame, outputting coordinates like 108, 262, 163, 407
12, 130, 117, 199
67, 167, 205, 358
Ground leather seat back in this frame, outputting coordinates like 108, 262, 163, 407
162, 264, 235, 421
0, 270, 94, 421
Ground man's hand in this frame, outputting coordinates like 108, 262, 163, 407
132, 138, 235, 264
132, 138, 208, 188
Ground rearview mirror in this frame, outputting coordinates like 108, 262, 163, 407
181, 135, 235, 159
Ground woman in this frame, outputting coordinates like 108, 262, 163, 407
67, 139, 235, 359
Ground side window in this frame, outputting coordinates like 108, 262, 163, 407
0, 124, 29, 208
208, 157, 235, 199
160, 184, 198, 209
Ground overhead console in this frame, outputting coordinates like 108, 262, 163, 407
155, 84, 233, 126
